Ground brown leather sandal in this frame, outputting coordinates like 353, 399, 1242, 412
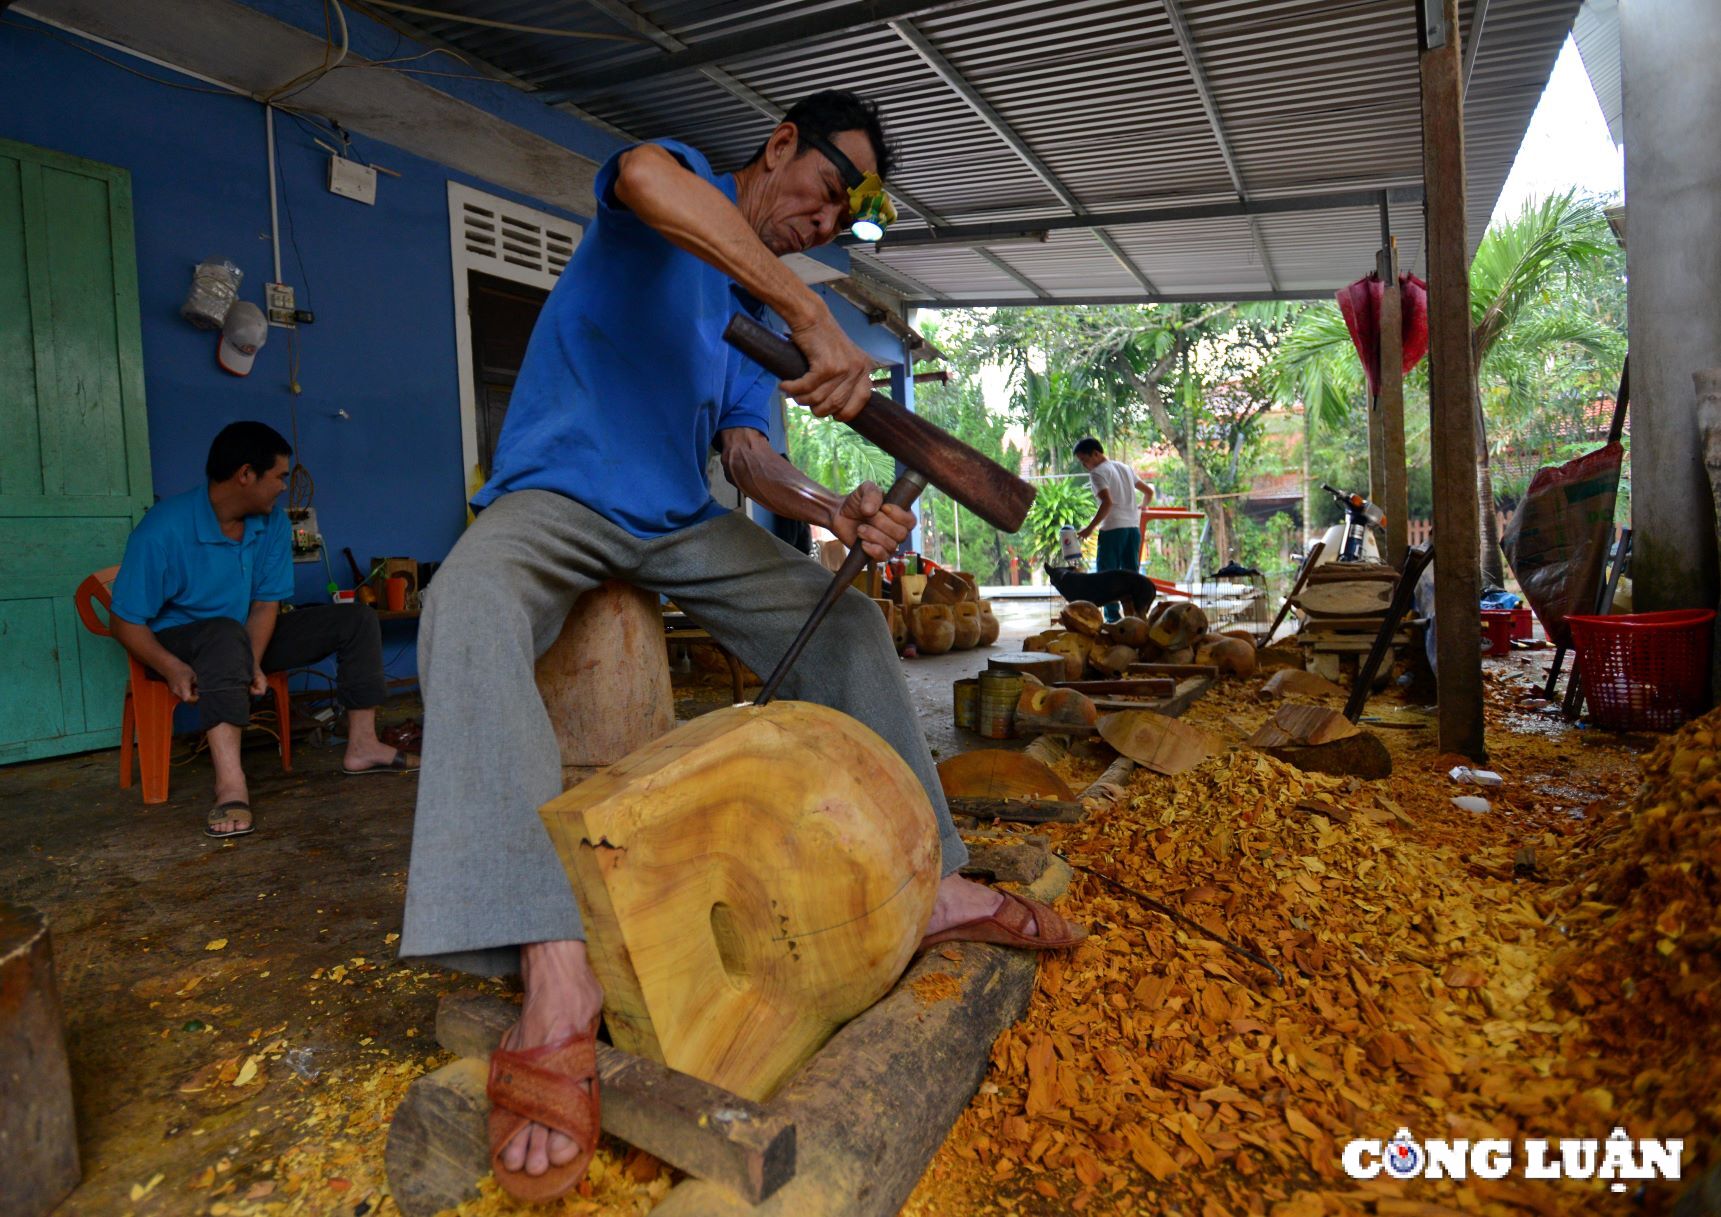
918, 890, 1087, 953
486, 1017, 601, 1203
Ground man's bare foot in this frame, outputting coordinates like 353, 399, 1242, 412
341, 741, 409, 771
924, 873, 1036, 938
498, 940, 605, 1178
209, 726, 251, 835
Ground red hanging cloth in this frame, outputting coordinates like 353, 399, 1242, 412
1336, 272, 1429, 397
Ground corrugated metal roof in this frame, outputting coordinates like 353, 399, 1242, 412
377, 0, 1582, 304
1572, 0, 1621, 145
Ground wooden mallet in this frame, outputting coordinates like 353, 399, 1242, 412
723, 315, 1035, 704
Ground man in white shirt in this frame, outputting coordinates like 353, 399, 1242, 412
1074, 437, 1155, 620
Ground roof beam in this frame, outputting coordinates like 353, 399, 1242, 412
888, 18, 1159, 294
1461, 0, 1491, 100
898, 290, 1324, 308
1160, 0, 1279, 290
536, 0, 988, 101
876, 187, 1425, 249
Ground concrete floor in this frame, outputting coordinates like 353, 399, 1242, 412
0, 601, 1055, 1215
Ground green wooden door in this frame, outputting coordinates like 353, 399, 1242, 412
0, 139, 152, 764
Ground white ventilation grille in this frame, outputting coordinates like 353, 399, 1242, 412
449, 183, 579, 290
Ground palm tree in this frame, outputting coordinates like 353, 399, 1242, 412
1267, 303, 1366, 536
1468, 191, 1616, 585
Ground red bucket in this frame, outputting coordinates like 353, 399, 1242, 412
1566, 610, 1716, 731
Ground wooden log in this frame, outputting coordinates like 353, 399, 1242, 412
1076, 756, 1136, 811
1420, 0, 1486, 760
383, 993, 796, 1215
948, 796, 1086, 824
959, 838, 1050, 885
539, 703, 940, 1102
1020, 734, 1069, 767
648, 859, 1074, 1217
1379, 241, 1410, 567
535, 581, 674, 767
988, 652, 1070, 684
936, 750, 1074, 802
0, 903, 78, 1217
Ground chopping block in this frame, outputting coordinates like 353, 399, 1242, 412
0, 902, 80, 1217
535, 580, 675, 769
538, 701, 940, 1102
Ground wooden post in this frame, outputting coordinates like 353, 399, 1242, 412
1377, 240, 1410, 567
1419, 0, 1486, 760
0, 903, 80, 1217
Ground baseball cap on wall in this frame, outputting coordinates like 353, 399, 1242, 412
217, 301, 269, 376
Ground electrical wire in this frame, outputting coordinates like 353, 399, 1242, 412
262, 0, 350, 105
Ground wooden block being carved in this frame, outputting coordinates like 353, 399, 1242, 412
0, 902, 79, 1217
384, 993, 797, 1215
539, 703, 939, 1102
534, 581, 674, 767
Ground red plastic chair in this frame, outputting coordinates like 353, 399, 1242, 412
74, 566, 293, 805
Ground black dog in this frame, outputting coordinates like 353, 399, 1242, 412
1045, 562, 1158, 619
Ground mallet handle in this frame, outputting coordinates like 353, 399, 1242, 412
723, 314, 1034, 533
754, 471, 928, 707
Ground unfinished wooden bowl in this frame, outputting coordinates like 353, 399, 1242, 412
976, 600, 1000, 647
911, 603, 956, 655
951, 602, 982, 649
540, 702, 940, 1102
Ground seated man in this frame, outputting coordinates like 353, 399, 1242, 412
401, 91, 1084, 1204
109, 422, 416, 838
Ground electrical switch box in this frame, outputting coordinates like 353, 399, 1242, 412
265, 282, 296, 328
328, 155, 378, 205
287, 507, 324, 564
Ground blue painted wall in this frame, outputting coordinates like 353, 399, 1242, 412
0, 4, 903, 689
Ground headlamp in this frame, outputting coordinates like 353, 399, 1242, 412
803, 132, 896, 242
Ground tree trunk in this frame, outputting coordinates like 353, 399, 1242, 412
1473, 386, 1506, 589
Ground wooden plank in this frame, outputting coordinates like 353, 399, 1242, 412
383, 993, 797, 1214
1125, 662, 1220, 679
649, 860, 1074, 1217
1420, 0, 1486, 760
1053, 678, 1176, 697
0, 902, 79, 1217
1378, 240, 1410, 566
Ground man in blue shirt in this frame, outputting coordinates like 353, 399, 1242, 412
401, 93, 1082, 1202
110, 422, 413, 838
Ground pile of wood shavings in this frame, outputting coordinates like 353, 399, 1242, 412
905, 673, 1667, 1217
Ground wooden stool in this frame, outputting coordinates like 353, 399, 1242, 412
534, 581, 675, 769
0, 902, 79, 1217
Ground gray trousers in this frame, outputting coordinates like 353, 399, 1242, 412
400, 489, 967, 976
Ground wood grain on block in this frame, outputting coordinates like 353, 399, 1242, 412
959, 838, 1052, 885
1259, 668, 1347, 700
539, 703, 939, 1102
1247, 704, 1362, 748
534, 581, 674, 767
648, 859, 1074, 1217
936, 750, 1074, 801
0, 902, 79, 1217
386, 1059, 491, 1217
987, 652, 1068, 684
411, 993, 796, 1207
1096, 710, 1222, 775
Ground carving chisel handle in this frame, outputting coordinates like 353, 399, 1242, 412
753, 470, 929, 707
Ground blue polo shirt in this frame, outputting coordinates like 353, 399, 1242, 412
471, 139, 776, 537
109, 487, 294, 633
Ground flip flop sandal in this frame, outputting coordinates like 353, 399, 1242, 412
342, 751, 420, 775
917, 890, 1087, 954
206, 801, 254, 839
487, 1017, 602, 1204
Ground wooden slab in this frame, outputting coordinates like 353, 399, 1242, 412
1053, 678, 1177, 698
1247, 704, 1362, 748
0, 903, 78, 1217
936, 751, 1074, 802
386, 993, 797, 1216
1097, 710, 1223, 775
985, 652, 1067, 684
648, 860, 1076, 1217
1125, 662, 1221, 679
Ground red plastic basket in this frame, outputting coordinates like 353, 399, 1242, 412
1566, 610, 1716, 731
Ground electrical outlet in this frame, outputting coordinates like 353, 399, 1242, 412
287, 506, 322, 564
328, 155, 378, 205
266, 282, 297, 328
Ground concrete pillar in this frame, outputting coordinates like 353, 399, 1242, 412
1622, 0, 1721, 619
